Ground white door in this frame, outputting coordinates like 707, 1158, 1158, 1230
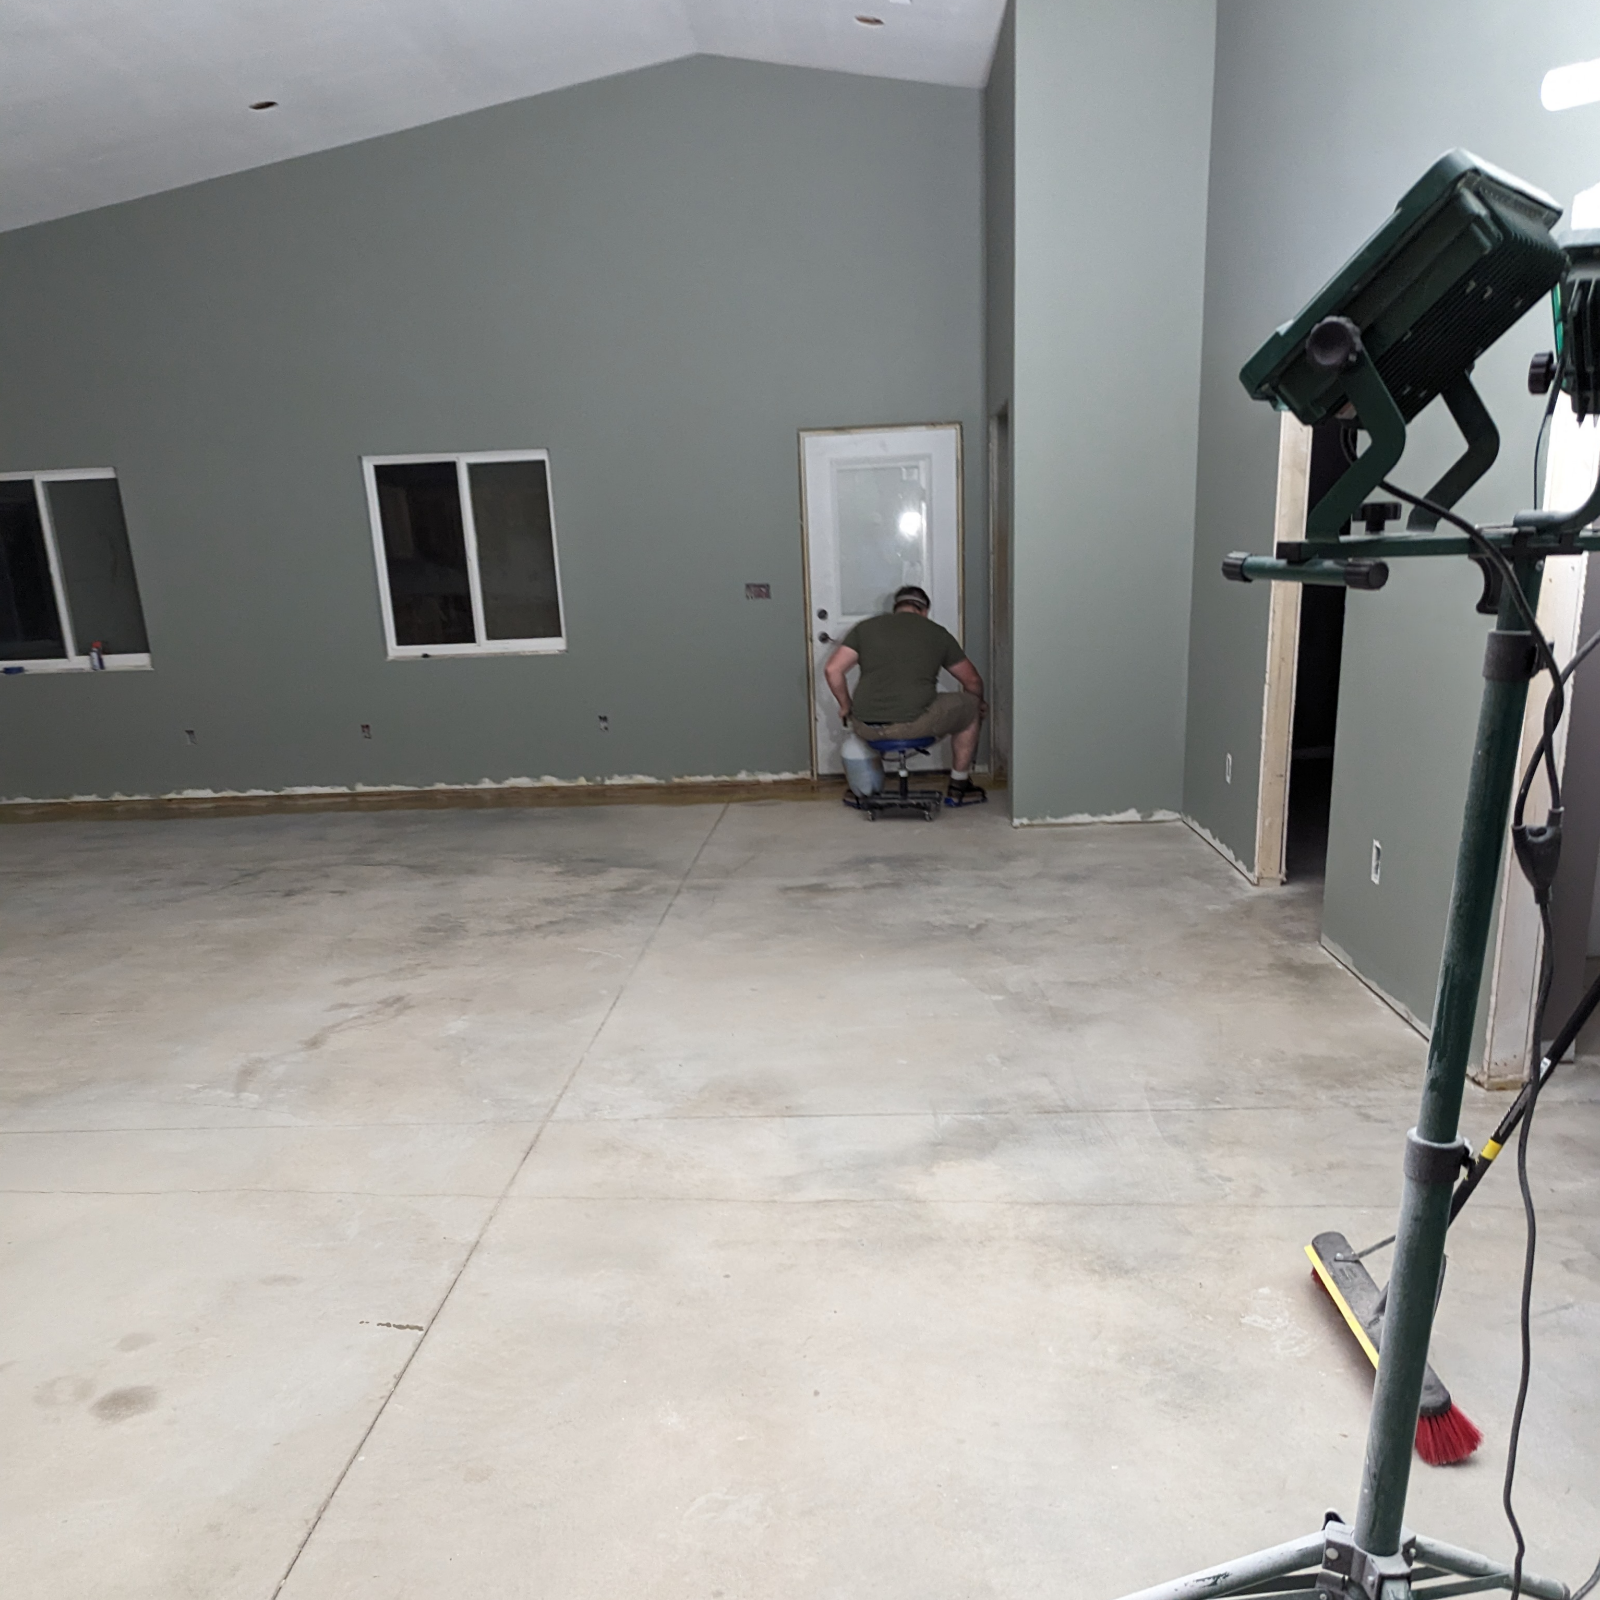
800, 424, 963, 775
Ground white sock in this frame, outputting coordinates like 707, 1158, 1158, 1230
951, 769, 969, 783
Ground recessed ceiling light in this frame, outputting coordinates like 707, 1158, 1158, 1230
249, 100, 279, 111
855, 15, 884, 25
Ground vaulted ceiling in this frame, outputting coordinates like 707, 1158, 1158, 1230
1, 0, 1006, 232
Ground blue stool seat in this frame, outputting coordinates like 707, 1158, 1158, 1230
865, 736, 936, 754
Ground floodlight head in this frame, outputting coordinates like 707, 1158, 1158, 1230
1241, 151, 1565, 537
1243, 151, 1563, 425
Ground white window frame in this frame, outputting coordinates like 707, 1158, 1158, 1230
0, 468, 152, 674
362, 450, 568, 659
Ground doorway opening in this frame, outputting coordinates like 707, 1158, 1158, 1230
1284, 423, 1348, 882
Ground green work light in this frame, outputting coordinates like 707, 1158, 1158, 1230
1241, 152, 1564, 539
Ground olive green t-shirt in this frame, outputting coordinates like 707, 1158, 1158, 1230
842, 611, 967, 724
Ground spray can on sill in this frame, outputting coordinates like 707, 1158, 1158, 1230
88, 641, 106, 670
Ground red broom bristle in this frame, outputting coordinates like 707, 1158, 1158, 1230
1415, 1403, 1482, 1466
1309, 1265, 1482, 1467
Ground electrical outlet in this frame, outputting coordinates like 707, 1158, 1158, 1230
1371, 840, 1382, 884
1225, 752, 1233, 784
598, 714, 610, 733
360, 724, 372, 739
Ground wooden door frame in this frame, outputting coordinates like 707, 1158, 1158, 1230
987, 406, 1011, 785
1253, 413, 1313, 887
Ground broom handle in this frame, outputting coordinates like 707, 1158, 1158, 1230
1447, 962, 1600, 1223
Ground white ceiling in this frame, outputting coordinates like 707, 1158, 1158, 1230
0, 0, 1006, 233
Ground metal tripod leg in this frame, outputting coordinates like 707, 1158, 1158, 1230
1117, 1523, 1572, 1600
1113, 561, 1567, 1600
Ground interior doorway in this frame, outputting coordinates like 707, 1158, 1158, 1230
1283, 423, 1349, 882
798, 424, 964, 777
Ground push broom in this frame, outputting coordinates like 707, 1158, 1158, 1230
1306, 911, 1600, 1465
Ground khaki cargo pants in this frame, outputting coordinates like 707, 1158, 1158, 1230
850, 691, 981, 744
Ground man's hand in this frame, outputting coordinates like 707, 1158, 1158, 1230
823, 644, 860, 726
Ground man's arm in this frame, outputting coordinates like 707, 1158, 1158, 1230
823, 645, 859, 721
950, 656, 985, 708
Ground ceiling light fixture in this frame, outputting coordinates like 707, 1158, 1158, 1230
854, 15, 884, 26
1541, 58, 1600, 111
249, 100, 279, 111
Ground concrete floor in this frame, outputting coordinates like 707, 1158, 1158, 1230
2, 801, 1596, 1600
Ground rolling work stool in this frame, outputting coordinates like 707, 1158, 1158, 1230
845, 736, 943, 822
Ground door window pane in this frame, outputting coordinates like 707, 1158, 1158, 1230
835, 458, 930, 615
0, 481, 67, 660
373, 462, 475, 646
45, 478, 149, 655
469, 459, 563, 642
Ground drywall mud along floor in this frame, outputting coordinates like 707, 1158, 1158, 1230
2, 802, 1596, 1599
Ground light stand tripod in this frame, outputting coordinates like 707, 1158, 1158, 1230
1114, 151, 1600, 1600
1118, 542, 1581, 1600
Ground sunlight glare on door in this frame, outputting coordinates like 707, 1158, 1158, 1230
834, 458, 931, 614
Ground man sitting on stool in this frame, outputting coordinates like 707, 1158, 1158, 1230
823, 585, 986, 804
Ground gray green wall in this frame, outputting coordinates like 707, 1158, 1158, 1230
1006, 0, 1215, 822
1185, 0, 1600, 1023
981, 3, 1015, 786
0, 56, 984, 800
983, 2, 1014, 426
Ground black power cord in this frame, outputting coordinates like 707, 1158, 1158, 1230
1533, 380, 1562, 508
1353, 464, 1595, 1600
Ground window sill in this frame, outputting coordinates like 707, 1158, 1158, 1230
1, 655, 153, 675
386, 641, 567, 660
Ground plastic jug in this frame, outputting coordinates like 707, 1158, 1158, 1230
840, 732, 883, 797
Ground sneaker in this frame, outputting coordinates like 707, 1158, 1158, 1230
945, 778, 987, 807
